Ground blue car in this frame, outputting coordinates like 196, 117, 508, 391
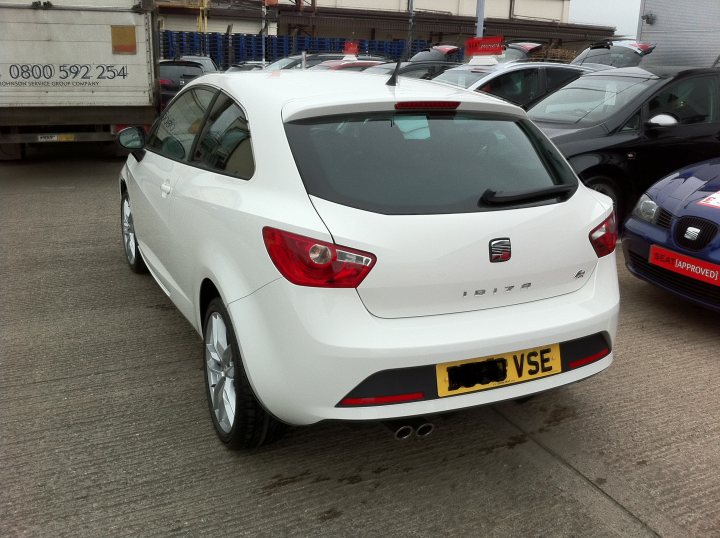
623, 158, 720, 311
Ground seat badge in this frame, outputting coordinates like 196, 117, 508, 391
489, 238, 511, 262
684, 226, 701, 241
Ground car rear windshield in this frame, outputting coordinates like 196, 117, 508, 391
285, 112, 577, 215
159, 64, 204, 80
572, 46, 644, 68
528, 75, 656, 125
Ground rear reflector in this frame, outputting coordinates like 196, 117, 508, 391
589, 212, 617, 257
262, 227, 376, 288
568, 348, 610, 370
339, 392, 425, 406
395, 101, 460, 110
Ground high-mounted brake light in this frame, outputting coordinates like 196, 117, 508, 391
262, 227, 376, 288
395, 101, 460, 110
589, 212, 617, 257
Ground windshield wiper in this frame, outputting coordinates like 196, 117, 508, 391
480, 185, 574, 206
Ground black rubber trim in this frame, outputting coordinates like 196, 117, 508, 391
336, 331, 611, 407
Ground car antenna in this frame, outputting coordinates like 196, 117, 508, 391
386, 56, 403, 86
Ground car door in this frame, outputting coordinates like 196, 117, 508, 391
130, 86, 216, 295
165, 91, 256, 315
628, 74, 720, 190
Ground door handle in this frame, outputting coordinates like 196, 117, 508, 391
160, 181, 172, 197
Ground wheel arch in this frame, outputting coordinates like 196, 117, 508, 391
578, 164, 634, 197
199, 278, 221, 330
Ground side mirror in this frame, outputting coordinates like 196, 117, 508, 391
117, 126, 146, 150
647, 114, 679, 128
117, 126, 146, 161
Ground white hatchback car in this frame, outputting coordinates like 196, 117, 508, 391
117, 70, 619, 449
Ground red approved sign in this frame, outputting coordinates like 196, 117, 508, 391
649, 245, 720, 286
465, 36, 503, 56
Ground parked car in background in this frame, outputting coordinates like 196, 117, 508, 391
623, 158, 720, 311
178, 55, 220, 72
363, 60, 462, 80
309, 59, 385, 71
116, 70, 619, 449
433, 61, 602, 110
409, 44, 462, 63
571, 40, 656, 68
226, 61, 268, 72
503, 42, 544, 62
265, 52, 387, 70
158, 60, 205, 109
528, 66, 720, 220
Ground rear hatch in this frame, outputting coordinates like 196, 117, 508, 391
285, 108, 606, 319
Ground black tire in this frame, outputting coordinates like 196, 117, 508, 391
202, 298, 286, 449
586, 176, 624, 221
120, 190, 147, 274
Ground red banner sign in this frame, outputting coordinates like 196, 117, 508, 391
465, 36, 503, 56
649, 245, 720, 286
343, 40, 359, 55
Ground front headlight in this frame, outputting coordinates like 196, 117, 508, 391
632, 193, 659, 223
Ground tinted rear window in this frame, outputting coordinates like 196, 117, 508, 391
573, 46, 643, 67
285, 113, 577, 215
159, 64, 204, 80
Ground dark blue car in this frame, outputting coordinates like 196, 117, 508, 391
623, 158, 720, 311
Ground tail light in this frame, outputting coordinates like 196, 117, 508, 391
158, 78, 172, 87
589, 212, 617, 257
262, 227, 376, 288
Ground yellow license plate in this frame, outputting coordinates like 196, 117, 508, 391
436, 343, 562, 397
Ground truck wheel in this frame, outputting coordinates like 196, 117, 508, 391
121, 191, 147, 274
203, 298, 286, 449
0, 143, 25, 161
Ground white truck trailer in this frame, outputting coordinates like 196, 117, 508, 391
0, 0, 158, 159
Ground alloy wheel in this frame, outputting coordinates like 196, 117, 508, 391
121, 197, 137, 265
204, 312, 236, 433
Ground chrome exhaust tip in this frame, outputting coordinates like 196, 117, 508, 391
382, 418, 434, 440
394, 424, 414, 441
415, 422, 434, 438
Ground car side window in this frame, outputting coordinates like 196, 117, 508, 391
648, 77, 718, 125
479, 69, 540, 107
620, 111, 641, 132
147, 88, 215, 161
545, 68, 582, 93
193, 92, 255, 179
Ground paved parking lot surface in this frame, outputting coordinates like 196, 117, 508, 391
1, 147, 719, 536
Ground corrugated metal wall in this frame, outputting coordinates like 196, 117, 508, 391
639, 0, 720, 67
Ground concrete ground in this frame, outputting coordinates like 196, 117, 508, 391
1, 146, 719, 537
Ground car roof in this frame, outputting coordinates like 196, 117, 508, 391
445, 61, 597, 73
188, 70, 525, 121
581, 65, 720, 79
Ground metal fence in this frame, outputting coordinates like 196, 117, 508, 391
161, 31, 441, 68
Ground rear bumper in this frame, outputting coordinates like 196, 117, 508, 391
228, 253, 620, 425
